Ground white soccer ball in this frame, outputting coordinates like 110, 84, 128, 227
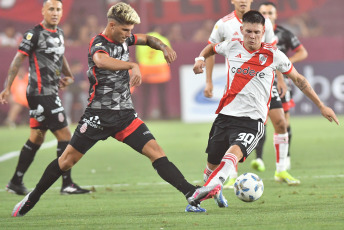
234, 172, 264, 202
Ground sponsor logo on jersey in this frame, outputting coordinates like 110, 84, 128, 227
259, 54, 268, 65
231, 66, 265, 78
233, 31, 239, 36
235, 53, 241, 58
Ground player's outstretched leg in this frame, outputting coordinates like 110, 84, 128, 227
12, 158, 64, 217
203, 166, 228, 208
57, 141, 91, 195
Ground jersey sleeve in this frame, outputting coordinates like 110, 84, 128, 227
214, 40, 232, 57
127, 33, 137, 46
18, 29, 38, 56
89, 36, 111, 57
275, 49, 293, 74
208, 19, 224, 44
287, 30, 302, 51
264, 18, 276, 44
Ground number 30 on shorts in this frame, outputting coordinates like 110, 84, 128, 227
236, 133, 255, 147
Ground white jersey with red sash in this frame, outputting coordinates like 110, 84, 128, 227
214, 40, 293, 123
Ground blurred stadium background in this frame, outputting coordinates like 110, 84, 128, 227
0, 0, 343, 125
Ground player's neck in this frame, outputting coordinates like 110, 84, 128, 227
41, 21, 57, 30
235, 9, 249, 20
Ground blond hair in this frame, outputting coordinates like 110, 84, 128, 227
107, 2, 140, 25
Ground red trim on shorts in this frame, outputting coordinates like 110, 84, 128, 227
33, 53, 42, 94
30, 118, 41, 128
282, 99, 295, 112
114, 118, 144, 142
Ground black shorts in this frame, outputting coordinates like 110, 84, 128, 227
206, 114, 265, 164
70, 109, 155, 154
269, 84, 283, 110
281, 78, 295, 112
27, 95, 68, 132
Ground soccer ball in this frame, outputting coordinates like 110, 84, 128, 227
234, 172, 264, 202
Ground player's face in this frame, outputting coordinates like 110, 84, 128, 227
231, 0, 253, 14
111, 22, 134, 43
259, 5, 277, 24
241, 22, 265, 51
42, 0, 63, 27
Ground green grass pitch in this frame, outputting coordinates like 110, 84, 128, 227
0, 116, 343, 230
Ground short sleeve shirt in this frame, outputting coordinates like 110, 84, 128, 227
87, 33, 137, 110
274, 25, 302, 54
214, 40, 292, 122
18, 23, 65, 96
209, 11, 276, 44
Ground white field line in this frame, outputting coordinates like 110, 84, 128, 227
0, 139, 57, 162
1, 175, 344, 193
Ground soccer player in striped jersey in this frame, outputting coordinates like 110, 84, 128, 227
188, 10, 338, 206
204, 0, 300, 188
0, 0, 90, 195
11, 2, 207, 217
254, 1, 308, 173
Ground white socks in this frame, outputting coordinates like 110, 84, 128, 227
274, 133, 289, 173
204, 153, 238, 187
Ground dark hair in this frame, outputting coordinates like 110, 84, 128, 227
242, 10, 265, 26
259, 2, 277, 8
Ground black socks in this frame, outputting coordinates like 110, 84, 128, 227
11, 140, 40, 184
152, 156, 195, 197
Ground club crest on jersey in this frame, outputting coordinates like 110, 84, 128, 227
259, 54, 268, 65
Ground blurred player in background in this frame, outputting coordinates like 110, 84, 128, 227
0, 0, 90, 195
204, 0, 300, 189
11, 2, 215, 217
254, 1, 308, 172
4, 67, 29, 128
189, 10, 339, 207
135, 25, 172, 120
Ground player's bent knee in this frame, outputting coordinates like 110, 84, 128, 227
142, 140, 166, 162
58, 145, 83, 171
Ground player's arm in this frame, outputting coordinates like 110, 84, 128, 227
276, 70, 287, 98
204, 55, 215, 98
135, 34, 176, 64
286, 67, 339, 125
289, 45, 308, 63
0, 52, 27, 104
93, 51, 141, 87
193, 43, 216, 74
59, 56, 74, 89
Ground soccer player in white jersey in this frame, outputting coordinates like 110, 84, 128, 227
187, 10, 339, 207
204, 0, 297, 189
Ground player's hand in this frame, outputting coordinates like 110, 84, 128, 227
193, 60, 205, 74
130, 64, 142, 87
162, 46, 177, 64
0, 88, 10, 104
59, 76, 74, 89
320, 106, 339, 125
204, 82, 213, 98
